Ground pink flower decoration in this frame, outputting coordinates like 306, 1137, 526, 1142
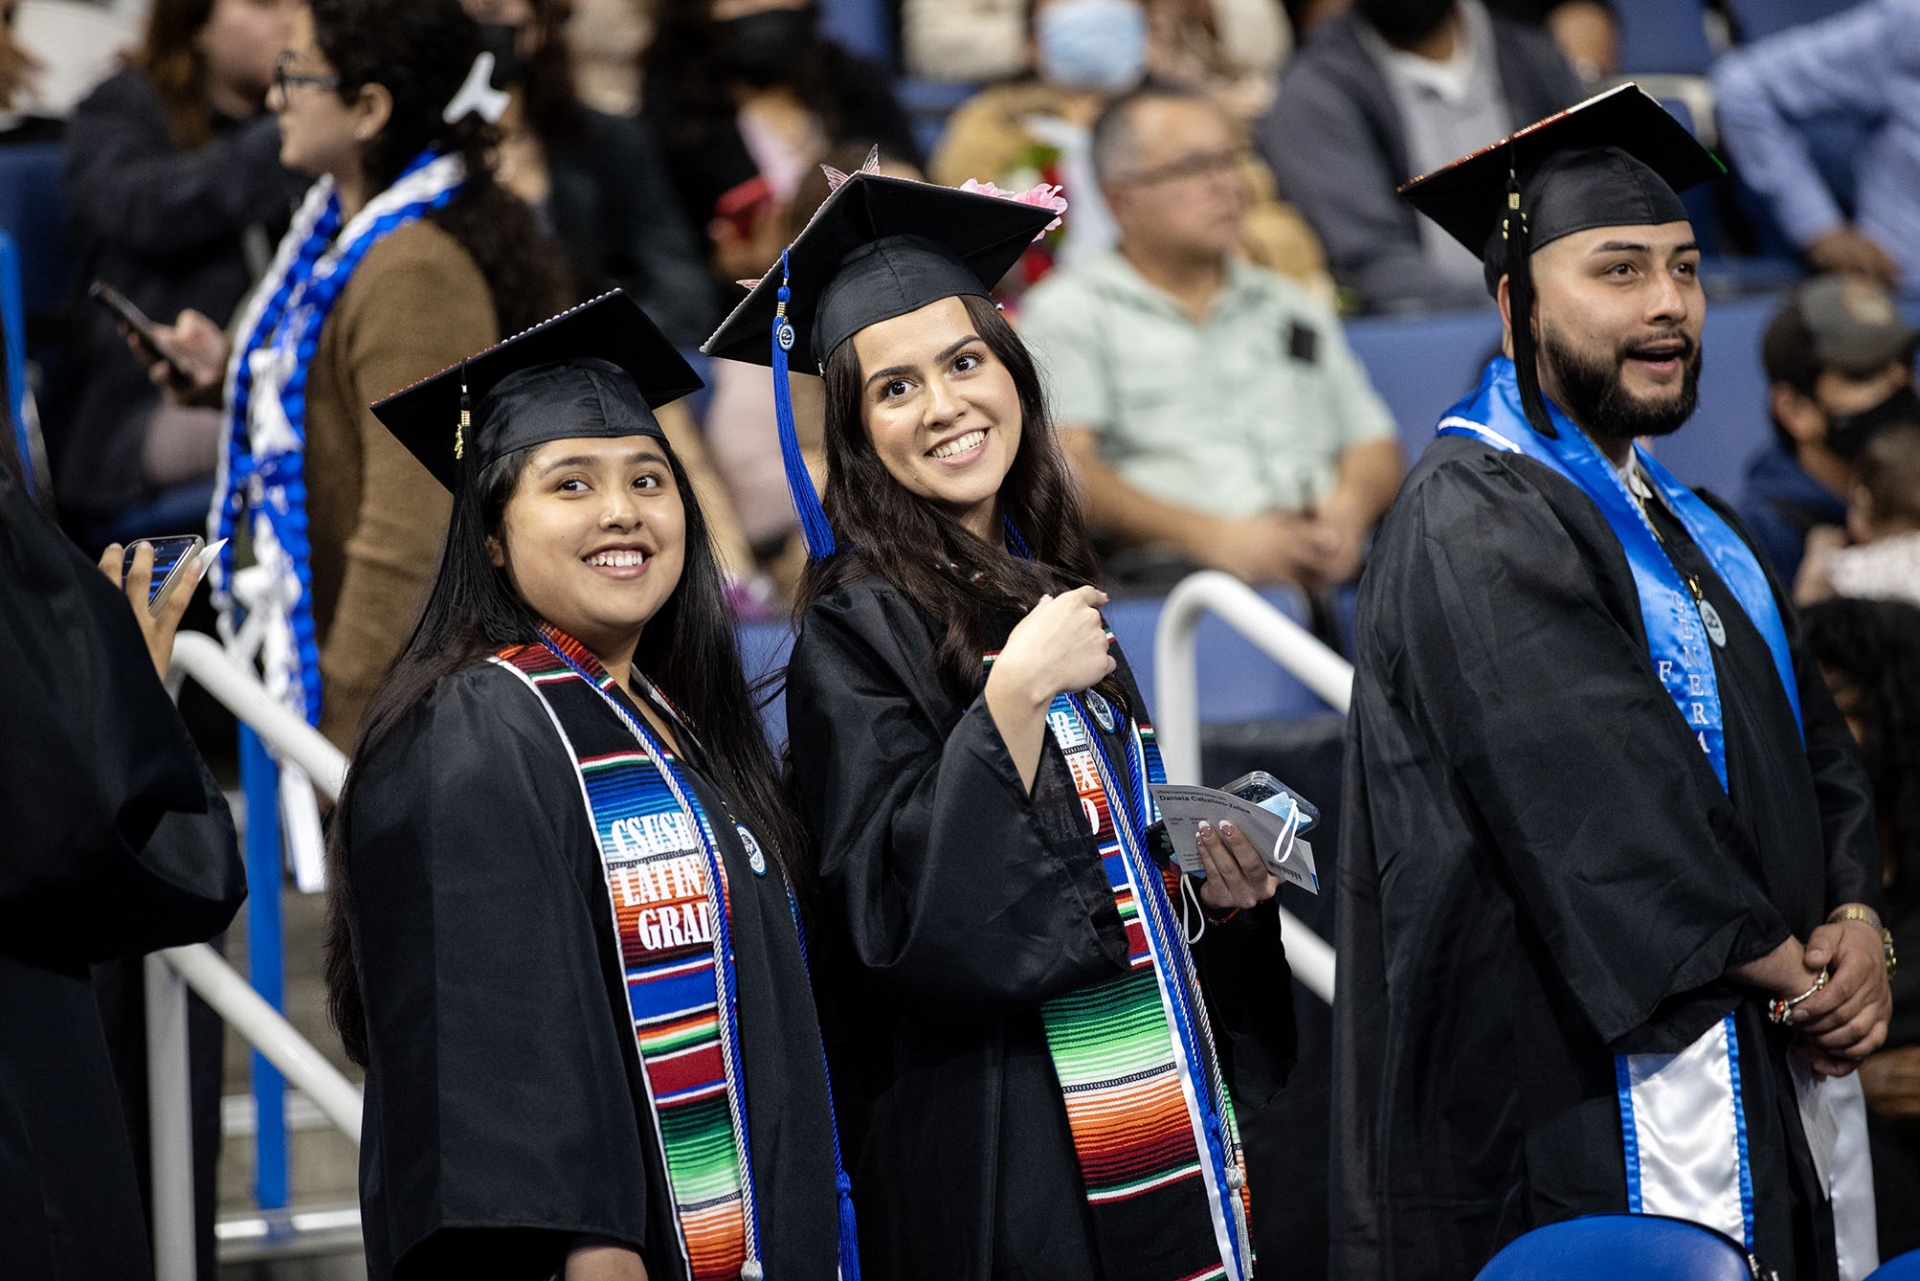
958, 178, 1069, 237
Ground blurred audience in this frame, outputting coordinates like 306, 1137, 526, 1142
1483, 0, 1613, 83
1714, 0, 1920, 289
151, 0, 571, 750
1737, 276, 1918, 583
59, 0, 302, 545
901, 0, 1028, 83
461, 0, 718, 345
933, 0, 1325, 296
642, 0, 919, 301
1800, 596, 1920, 1262
565, 0, 650, 116
1022, 85, 1401, 590
1260, 0, 1578, 313
1798, 424, 1920, 610
0, 0, 42, 113
1146, 0, 1294, 120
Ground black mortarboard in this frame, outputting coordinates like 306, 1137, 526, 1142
701, 168, 1058, 558
370, 290, 702, 491
1399, 85, 1723, 437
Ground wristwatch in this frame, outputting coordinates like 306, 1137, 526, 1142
1828, 905, 1898, 980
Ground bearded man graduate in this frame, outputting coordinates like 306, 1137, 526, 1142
1332, 86, 1896, 1281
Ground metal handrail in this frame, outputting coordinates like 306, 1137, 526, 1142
170, 631, 348, 801
150, 633, 362, 1281
1152, 571, 1354, 1006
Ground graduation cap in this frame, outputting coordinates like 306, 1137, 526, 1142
370, 290, 703, 492
1399, 84, 1723, 437
702, 165, 1061, 558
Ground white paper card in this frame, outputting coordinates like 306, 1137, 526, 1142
1148, 784, 1319, 894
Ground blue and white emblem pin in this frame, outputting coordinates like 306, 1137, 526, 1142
737, 824, 768, 875
1085, 689, 1117, 734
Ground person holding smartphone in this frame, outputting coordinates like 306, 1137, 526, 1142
706, 171, 1294, 1280
0, 403, 244, 1281
143, 0, 571, 752
333, 292, 852, 1281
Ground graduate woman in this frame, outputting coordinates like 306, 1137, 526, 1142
706, 170, 1295, 1280
328, 292, 854, 1281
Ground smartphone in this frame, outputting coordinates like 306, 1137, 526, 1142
89, 281, 195, 386
1144, 770, 1319, 863
121, 535, 206, 617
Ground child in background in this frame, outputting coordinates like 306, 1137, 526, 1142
1797, 423, 1920, 608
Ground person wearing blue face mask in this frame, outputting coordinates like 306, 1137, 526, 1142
933, 0, 1329, 297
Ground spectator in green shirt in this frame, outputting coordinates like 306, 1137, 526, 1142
1021, 84, 1403, 589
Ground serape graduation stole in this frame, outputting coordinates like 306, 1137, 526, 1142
491, 631, 762, 1281
983, 650, 1255, 1281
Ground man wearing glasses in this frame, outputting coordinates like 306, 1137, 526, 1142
1022, 85, 1404, 591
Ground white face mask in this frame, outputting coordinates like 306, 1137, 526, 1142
1035, 0, 1149, 93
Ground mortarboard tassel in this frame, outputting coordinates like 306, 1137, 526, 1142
771, 249, 836, 559
1503, 158, 1557, 440
456, 359, 472, 461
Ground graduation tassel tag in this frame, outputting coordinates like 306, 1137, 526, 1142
771, 248, 837, 559
456, 361, 470, 461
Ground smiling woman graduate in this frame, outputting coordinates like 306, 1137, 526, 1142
329, 291, 855, 1281
705, 171, 1297, 1281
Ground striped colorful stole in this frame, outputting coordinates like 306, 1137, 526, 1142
492, 633, 762, 1281
984, 651, 1254, 1281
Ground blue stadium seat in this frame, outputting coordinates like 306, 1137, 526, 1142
895, 78, 980, 163
1343, 307, 1503, 466
0, 143, 71, 317
1614, 0, 1715, 74
1868, 1247, 1920, 1280
817, 0, 893, 67
1725, 0, 1864, 42
1474, 1215, 1757, 1281
0, 231, 27, 472
735, 586, 1335, 751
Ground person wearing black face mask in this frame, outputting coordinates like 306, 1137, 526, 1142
458, 0, 720, 349
641, 0, 919, 308
1737, 274, 1920, 583
1258, 0, 1579, 312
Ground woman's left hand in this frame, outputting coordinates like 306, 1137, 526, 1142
1193, 819, 1281, 912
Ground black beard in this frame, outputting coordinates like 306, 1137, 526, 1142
1539, 323, 1702, 444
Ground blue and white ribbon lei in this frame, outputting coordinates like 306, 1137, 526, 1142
1439, 355, 1807, 1249
207, 149, 467, 725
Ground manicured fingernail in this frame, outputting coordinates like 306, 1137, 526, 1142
1197, 821, 1213, 840
1220, 821, 1236, 838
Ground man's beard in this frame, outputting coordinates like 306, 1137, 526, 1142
1538, 323, 1703, 443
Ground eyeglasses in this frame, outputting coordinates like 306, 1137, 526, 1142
1116, 148, 1246, 189
272, 50, 342, 96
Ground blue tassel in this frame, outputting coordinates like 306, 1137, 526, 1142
772, 250, 836, 559
835, 1170, 862, 1281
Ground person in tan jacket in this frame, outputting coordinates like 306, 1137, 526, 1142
150, 0, 571, 749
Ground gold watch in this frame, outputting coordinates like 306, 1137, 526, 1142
1828, 905, 1898, 980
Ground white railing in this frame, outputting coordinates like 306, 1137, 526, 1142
1152, 571, 1354, 1006
149, 634, 361, 1281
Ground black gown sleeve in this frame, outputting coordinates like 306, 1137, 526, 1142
786, 582, 1130, 1016
1380, 455, 1793, 1048
348, 666, 653, 1280
0, 468, 243, 968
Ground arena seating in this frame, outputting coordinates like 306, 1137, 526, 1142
0, 142, 70, 320
1613, 0, 1715, 75
1473, 1215, 1758, 1281
1724, 0, 1865, 41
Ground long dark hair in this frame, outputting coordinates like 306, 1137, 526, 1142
793, 293, 1113, 705
309, 0, 572, 335
134, 0, 222, 148
324, 430, 807, 1066
1801, 597, 1920, 892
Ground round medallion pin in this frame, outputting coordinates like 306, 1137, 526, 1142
1698, 599, 1727, 648
737, 824, 768, 875
1085, 689, 1117, 734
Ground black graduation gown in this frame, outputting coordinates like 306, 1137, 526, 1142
1332, 436, 1883, 1281
785, 573, 1296, 1281
347, 661, 840, 1281
0, 465, 245, 1281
